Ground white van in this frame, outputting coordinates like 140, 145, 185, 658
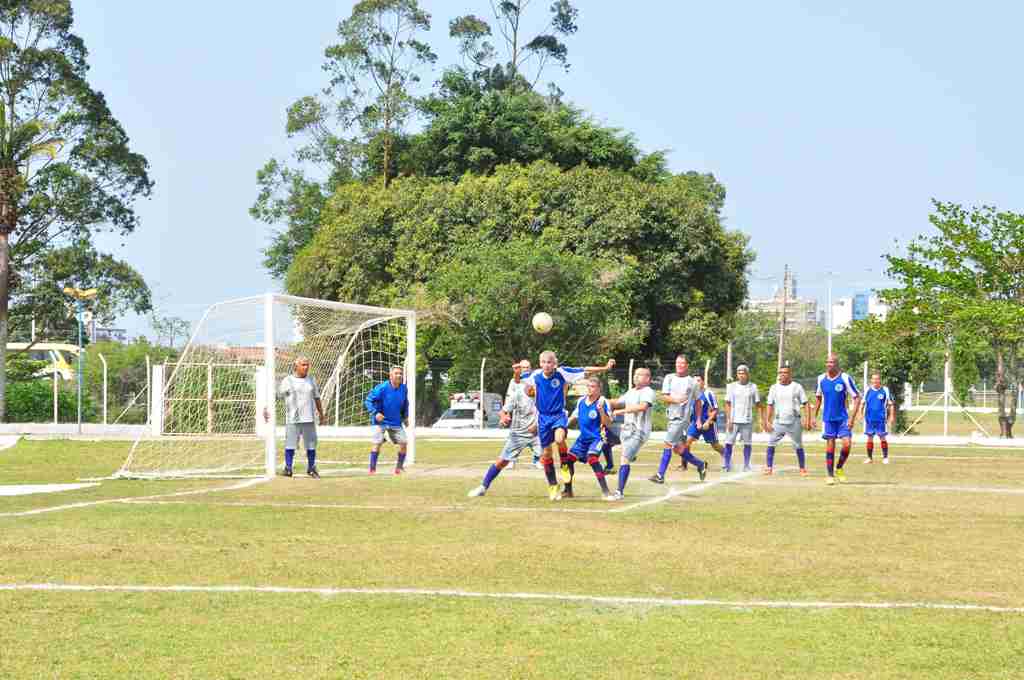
7, 342, 80, 380
432, 391, 504, 429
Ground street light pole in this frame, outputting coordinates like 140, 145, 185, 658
63, 287, 98, 435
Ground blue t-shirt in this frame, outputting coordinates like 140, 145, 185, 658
691, 389, 718, 425
364, 381, 409, 427
575, 396, 609, 440
523, 367, 584, 416
864, 386, 892, 421
816, 372, 859, 422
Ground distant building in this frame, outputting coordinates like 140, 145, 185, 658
831, 292, 889, 333
746, 271, 819, 331
92, 326, 128, 343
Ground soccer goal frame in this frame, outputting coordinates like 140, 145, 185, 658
120, 293, 416, 479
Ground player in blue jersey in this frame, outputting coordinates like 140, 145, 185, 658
364, 366, 410, 475
682, 375, 720, 481
812, 354, 861, 485
859, 372, 894, 464
520, 351, 615, 501
566, 377, 614, 498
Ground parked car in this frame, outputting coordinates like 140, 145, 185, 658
7, 342, 79, 380
432, 391, 503, 428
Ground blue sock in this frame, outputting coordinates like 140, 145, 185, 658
396, 452, 406, 470
657, 448, 672, 477
482, 464, 501, 488
743, 445, 752, 467
306, 449, 316, 469
284, 449, 295, 469
766, 446, 775, 468
796, 448, 806, 469
618, 464, 631, 493
724, 443, 733, 469
369, 451, 379, 471
683, 451, 704, 468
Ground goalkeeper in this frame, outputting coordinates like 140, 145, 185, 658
266, 356, 326, 478
364, 365, 410, 475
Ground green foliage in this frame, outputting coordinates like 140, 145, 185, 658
287, 162, 751, 365
4, 353, 47, 382
884, 202, 1024, 435
0, 1, 154, 419
5, 379, 93, 423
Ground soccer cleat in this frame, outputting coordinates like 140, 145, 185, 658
836, 469, 847, 483
282, 467, 293, 477
307, 466, 320, 479
648, 474, 665, 484
799, 468, 809, 477
826, 476, 836, 486
562, 488, 574, 499
394, 467, 403, 476
883, 457, 890, 465
762, 467, 773, 476
743, 465, 752, 472
603, 490, 623, 501
532, 459, 543, 470
467, 485, 486, 498
863, 457, 873, 464
604, 463, 615, 474
547, 485, 562, 501
559, 464, 572, 484
698, 462, 708, 482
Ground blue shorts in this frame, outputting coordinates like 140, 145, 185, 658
687, 422, 718, 444
822, 420, 852, 440
538, 412, 569, 448
570, 435, 604, 458
865, 420, 888, 437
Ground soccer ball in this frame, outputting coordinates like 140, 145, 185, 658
532, 312, 553, 334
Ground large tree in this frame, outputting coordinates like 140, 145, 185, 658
884, 202, 1024, 437
0, 1, 153, 419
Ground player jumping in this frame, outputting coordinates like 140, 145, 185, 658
812, 354, 861, 485
520, 351, 615, 501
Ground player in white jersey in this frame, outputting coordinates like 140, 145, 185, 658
605, 367, 656, 500
763, 365, 811, 476
506, 360, 541, 468
724, 365, 762, 472
468, 364, 539, 497
650, 355, 698, 483
265, 356, 326, 478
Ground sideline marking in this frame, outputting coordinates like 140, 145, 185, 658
748, 480, 1024, 495
1, 582, 1020, 614
119, 499, 615, 515
0, 478, 267, 519
611, 466, 763, 513
0, 483, 99, 497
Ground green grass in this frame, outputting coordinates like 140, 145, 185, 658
2, 437, 1023, 678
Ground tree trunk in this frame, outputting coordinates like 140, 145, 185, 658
0, 230, 7, 422
382, 130, 392, 189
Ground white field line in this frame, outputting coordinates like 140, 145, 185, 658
747, 480, 1024, 495
610, 466, 764, 514
1, 582, 1021, 614
119, 499, 616, 515
0, 478, 268, 519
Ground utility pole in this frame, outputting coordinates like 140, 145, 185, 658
777, 265, 789, 370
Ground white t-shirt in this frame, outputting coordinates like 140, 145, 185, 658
278, 374, 321, 424
622, 386, 656, 437
661, 373, 697, 421
726, 382, 760, 424
767, 382, 808, 425
502, 383, 537, 437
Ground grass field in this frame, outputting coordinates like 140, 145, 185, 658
2, 436, 1023, 679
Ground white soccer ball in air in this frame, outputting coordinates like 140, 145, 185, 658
532, 312, 553, 334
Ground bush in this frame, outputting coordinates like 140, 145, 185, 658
5, 379, 95, 423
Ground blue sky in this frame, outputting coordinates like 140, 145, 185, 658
74, 1, 1024, 336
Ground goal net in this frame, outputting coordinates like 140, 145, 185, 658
117, 294, 416, 478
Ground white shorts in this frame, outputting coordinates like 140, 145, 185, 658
285, 422, 318, 450
621, 429, 649, 462
664, 418, 688, 446
725, 422, 754, 445
768, 421, 803, 448
372, 425, 407, 445
500, 432, 536, 461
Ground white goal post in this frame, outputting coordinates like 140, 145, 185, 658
117, 293, 416, 479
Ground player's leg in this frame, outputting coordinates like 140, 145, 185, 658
822, 422, 838, 484
764, 425, 782, 474
652, 419, 684, 483
283, 423, 298, 476
791, 424, 808, 476
740, 423, 754, 471
865, 432, 875, 462
392, 427, 408, 474
682, 423, 707, 479
469, 438, 523, 497
554, 424, 575, 488
723, 424, 737, 472
369, 425, 384, 474
602, 428, 619, 473
880, 433, 890, 463
608, 433, 643, 500
582, 439, 611, 497
835, 422, 853, 482
563, 433, 588, 498
304, 424, 320, 478
538, 416, 560, 500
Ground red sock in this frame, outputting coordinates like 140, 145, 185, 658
881, 440, 889, 458
837, 444, 851, 469
866, 440, 874, 458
